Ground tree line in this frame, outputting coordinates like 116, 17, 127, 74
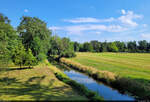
73, 40, 150, 53
0, 13, 75, 68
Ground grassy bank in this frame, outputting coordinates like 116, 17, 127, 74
49, 63, 103, 101
0, 61, 87, 101
60, 57, 150, 99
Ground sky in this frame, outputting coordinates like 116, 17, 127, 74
0, 0, 150, 43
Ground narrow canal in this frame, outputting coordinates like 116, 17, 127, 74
63, 68, 135, 101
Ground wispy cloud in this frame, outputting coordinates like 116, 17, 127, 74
63, 17, 115, 23
50, 10, 144, 36
50, 24, 127, 35
141, 33, 150, 39
24, 9, 29, 13
63, 9, 142, 27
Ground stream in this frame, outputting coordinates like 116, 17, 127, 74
63, 68, 135, 101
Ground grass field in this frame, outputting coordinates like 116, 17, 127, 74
69, 52, 150, 84
0, 62, 87, 101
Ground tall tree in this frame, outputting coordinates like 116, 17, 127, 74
90, 40, 101, 52
12, 42, 26, 68
0, 13, 18, 66
17, 16, 51, 61
127, 41, 137, 52
138, 40, 148, 52
107, 42, 118, 52
114, 41, 126, 52
74, 42, 80, 52
83, 42, 93, 52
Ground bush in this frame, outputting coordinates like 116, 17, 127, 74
37, 53, 47, 62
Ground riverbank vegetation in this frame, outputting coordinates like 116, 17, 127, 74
49, 63, 103, 101
60, 56, 150, 99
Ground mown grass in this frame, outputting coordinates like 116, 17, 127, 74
0, 61, 87, 101
60, 53, 150, 99
70, 52, 150, 84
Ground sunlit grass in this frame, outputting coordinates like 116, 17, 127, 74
0, 61, 87, 101
69, 52, 150, 81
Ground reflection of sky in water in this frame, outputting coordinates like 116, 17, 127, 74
64, 70, 134, 101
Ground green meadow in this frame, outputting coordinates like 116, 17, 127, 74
69, 52, 150, 84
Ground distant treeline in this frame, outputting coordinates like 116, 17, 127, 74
73, 40, 150, 53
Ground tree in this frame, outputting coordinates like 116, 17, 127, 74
100, 41, 108, 52
138, 40, 148, 52
25, 49, 37, 68
0, 13, 18, 66
107, 42, 118, 52
74, 42, 80, 52
48, 36, 76, 59
114, 41, 126, 52
127, 41, 137, 52
0, 13, 10, 24
90, 40, 101, 52
17, 16, 51, 61
83, 42, 93, 52
12, 43, 26, 68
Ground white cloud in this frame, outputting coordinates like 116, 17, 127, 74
49, 24, 127, 35
121, 9, 126, 15
63, 10, 142, 27
24, 9, 29, 13
49, 9, 144, 36
63, 17, 114, 23
118, 10, 142, 27
141, 33, 150, 39
95, 31, 101, 35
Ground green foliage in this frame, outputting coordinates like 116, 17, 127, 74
12, 42, 26, 68
25, 49, 37, 67
37, 53, 47, 62
127, 41, 137, 52
17, 16, 51, 61
0, 14, 18, 66
90, 40, 101, 52
83, 42, 93, 52
48, 36, 76, 58
0, 13, 10, 24
107, 42, 118, 52
74, 42, 80, 52
138, 40, 148, 52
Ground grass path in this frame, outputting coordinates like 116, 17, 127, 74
69, 52, 150, 83
0, 63, 87, 101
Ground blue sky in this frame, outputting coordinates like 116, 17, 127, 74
1, 0, 150, 42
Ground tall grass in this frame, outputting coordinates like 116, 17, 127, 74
60, 58, 150, 99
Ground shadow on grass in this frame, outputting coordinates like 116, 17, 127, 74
0, 67, 33, 72
0, 76, 74, 101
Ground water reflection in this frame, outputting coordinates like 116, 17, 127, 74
64, 70, 135, 101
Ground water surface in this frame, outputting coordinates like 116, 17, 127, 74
64, 70, 135, 101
